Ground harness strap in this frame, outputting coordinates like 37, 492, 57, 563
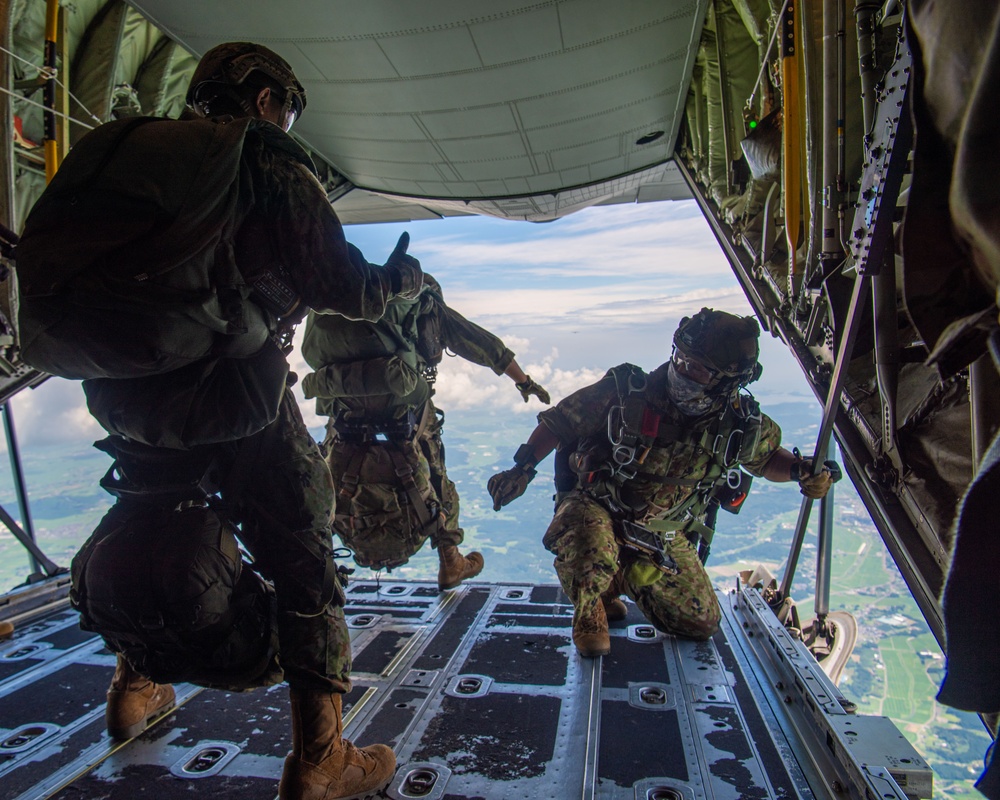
335, 511, 380, 532
648, 515, 717, 541
413, 401, 434, 441
335, 508, 416, 532
642, 466, 720, 529
385, 445, 438, 532
338, 443, 368, 499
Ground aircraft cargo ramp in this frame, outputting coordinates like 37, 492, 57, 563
0, 578, 931, 800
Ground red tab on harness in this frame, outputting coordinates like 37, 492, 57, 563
641, 408, 661, 438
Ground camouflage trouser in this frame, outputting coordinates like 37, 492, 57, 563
221, 391, 351, 693
542, 491, 721, 640
419, 401, 463, 548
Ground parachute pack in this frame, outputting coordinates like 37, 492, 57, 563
15, 114, 309, 381
70, 502, 283, 692
327, 417, 442, 570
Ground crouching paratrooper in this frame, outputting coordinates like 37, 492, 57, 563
488, 309, 835, 656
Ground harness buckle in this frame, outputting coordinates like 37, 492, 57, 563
608, 405, 638, 467
724, 428, 745, 466
612, 443, 637, 466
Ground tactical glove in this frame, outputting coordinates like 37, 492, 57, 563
793, 458, 839, 499
515, 375, 551, 404
384, 231, 423, 299
488, 465, 536, 510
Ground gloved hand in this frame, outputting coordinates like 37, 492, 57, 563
515, 375, 551, 404
384, 232, 423, 299
795, 459, 833, 499
488, 465, 536, 510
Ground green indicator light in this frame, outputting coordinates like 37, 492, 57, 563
748, 120, 757, 129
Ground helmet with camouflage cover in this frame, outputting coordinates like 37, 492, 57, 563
672, 308, 763, 395
186, 42, 306, 130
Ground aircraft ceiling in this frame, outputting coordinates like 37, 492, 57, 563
127, 0, 700, 222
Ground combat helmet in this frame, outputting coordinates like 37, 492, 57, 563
672, 308, 763, 396
186, 42, 306, 130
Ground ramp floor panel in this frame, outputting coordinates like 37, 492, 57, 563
0, 580, 869, 800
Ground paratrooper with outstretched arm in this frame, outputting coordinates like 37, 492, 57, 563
302, 273, 550, 589
489, 309, 834, 657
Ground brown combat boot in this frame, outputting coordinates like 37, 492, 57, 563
600, 572, 628, 622
437, 544, 484, 591
105, 654, 176, 739
572, 600, 611, 658
279, 689, 396, 800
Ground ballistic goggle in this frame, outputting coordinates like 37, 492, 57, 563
188, 50, 306, 131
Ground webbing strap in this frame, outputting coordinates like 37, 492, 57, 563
335, 508, 415, 532
643, 471, 718, 531
646, 517, 686, 533
338, 443, 368, 499
413, 401, 434, 441
386, 446, 438, 532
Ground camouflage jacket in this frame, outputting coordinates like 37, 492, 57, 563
538, 362, 782, 525
239, 127, 403, 322
413, 278, 515, 375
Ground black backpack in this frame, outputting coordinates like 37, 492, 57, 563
15, 115, 295, 380
70, 501, 283, 692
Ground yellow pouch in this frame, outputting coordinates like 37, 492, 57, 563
627, 559, 665, 587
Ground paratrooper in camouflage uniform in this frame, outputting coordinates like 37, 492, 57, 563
302, 273, 550, 590
38, 42, 417, 800
489, 309, 834, 657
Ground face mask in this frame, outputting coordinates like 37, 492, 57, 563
666, 362, 718, 416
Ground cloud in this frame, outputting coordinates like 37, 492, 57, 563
348, 201, 732, 292
287, 345, 326, 431
3, 201, 813, 449
430, 346, 607, 414
287, 334, 608, 425
440, 285, 751, 333
413, 205, 731, 285
5, 378, 102, 451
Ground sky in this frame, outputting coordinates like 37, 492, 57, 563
5, 198, 820, 450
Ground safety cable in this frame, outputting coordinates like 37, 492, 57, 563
0, 42, 102, 126
0, 83, 95, 131
747, 0, 792, 110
